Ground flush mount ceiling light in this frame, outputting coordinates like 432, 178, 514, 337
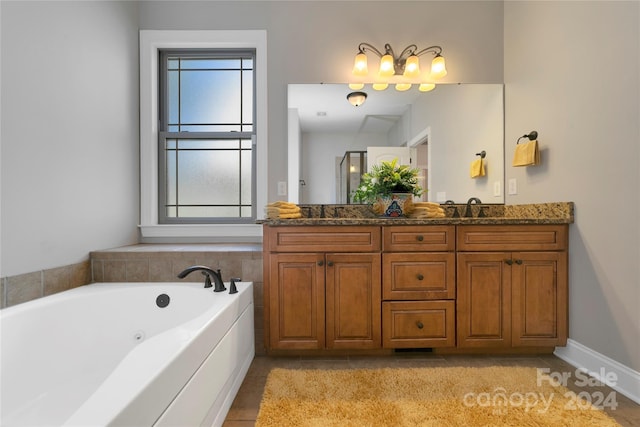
351, 42, 447, 92
346, 91, 368, 107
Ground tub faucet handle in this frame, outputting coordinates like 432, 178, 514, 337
229, 277, 241, 294
212, 269, 226, 293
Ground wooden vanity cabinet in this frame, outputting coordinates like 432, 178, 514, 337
456, 225, 568, 349
264, 226, 381, 351
381, 225, 456, 348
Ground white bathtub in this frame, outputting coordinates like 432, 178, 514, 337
0, 281, 255, 427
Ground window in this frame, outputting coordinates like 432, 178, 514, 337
139, 31, 267, 240
158, 50, 255, 223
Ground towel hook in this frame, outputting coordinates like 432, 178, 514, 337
517, 130, 538, 144
475, 150, 486, 159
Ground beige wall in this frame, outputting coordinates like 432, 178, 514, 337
504, 1, 639, 371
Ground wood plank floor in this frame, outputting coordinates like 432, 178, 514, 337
223, 354, 640, 426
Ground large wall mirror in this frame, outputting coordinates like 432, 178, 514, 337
288, 83, 504, 205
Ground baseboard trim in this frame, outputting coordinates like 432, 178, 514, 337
554, 339, 640, 404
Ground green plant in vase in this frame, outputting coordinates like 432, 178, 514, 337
352, 158, 423, 216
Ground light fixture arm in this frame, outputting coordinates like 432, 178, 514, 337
357, 43, 443, 76
357, 42, 386, 58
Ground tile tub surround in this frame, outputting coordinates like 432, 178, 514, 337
90, 243, 265, 355
1, 261, 91, 309
261, 202, 574, 226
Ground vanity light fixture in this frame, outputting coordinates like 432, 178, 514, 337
346, 91, 368, 107
351, 42, 447, 91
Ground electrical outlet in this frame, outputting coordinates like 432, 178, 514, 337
493, 181, 501, 197
277, 181, 287, 196
508, 178, 517, 195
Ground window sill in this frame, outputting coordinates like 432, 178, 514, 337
138, 223, 262, 242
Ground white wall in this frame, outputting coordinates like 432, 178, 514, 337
138, 0, 505, 201
0, 1, 140, 276
504, 1, 640, 371
301, 132, 388, 204
412, 84, 504, 203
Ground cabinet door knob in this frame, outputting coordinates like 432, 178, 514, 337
417, 274, 424, 280
327, 261, 334, 267
504, 259, 513, 265
416, 235, 424, 241
515, 259, 523, 265
416, 321, 424, 329
317, 260, 324, 266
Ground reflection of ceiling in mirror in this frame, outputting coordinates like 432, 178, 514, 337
288, 84, 422, 134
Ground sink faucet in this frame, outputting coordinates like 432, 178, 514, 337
177, 265, 226, 292
465, 197, 482, 218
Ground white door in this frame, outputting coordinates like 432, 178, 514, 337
366, 146, 413, 171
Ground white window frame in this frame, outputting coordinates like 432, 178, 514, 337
139, 30, 267, 241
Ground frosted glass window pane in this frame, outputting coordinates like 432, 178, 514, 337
180, 59, 241, 69
242, 70, 253, 127
241, 149, 252, 204
180, 70, 240, 126
168, 70, 179, 125
177, 150, 239, 205
178, 206, 249, 217
166, 149, 177, 205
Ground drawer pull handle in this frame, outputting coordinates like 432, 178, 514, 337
317, 260, 324, 266
417, 274, 424, 280
327, 261, 334, 267
416, 235, 424, 241
504, 259, 513, 265
515, 259, 523, 265
416, 321, 424, 329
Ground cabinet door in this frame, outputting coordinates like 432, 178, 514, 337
325, 253, 381, 349
511, 252, 568, 346
269, 253, 325, 350
457, 252, 511, 348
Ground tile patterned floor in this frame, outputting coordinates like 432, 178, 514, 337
223, 354, 640, 426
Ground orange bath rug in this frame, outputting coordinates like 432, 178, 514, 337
255, 366, 620, 426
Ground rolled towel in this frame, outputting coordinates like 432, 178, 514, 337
267, 201, 298, 208
413, 202, 441, 208
265, 201, 302, 219
266, 206, 301, 215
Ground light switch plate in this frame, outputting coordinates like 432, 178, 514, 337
277, 181, 287, 196
508, 178, 517, 195
493, 181, 501, 197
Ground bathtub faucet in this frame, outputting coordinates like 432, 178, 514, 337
177, 265, 227, 292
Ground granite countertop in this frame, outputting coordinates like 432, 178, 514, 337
259, 202, 574, 226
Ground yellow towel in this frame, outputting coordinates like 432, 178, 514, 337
266, 206, 300, 214
409, 203, 445, 218
512, 140, 540, 167
470, 158, 485, 178
267, 201, 298, 208
413, 202, 441, 208
265, 201, 302, 219
410, 211, 446, 218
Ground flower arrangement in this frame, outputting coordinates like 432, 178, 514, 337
352, 158, 423, 204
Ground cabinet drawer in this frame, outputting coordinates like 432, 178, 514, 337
457, 225, 568, 251
265, 225, 381, 252
383, 253, 455, 300
382, 301, 455, 348
383, 225, 455, 252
